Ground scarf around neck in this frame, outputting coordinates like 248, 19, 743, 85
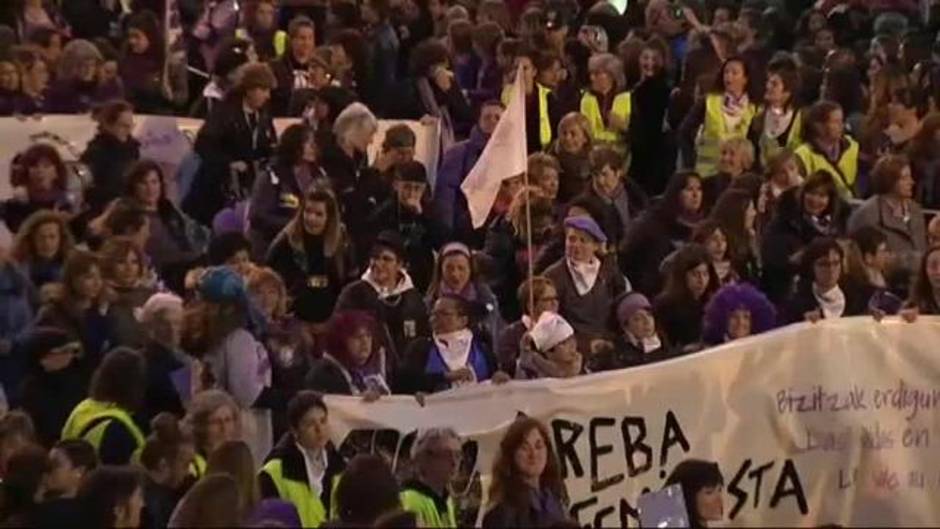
567, 257, 601, 295
813, 283, 846, 319
433, 329, 475, 374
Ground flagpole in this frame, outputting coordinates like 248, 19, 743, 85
524, 171, 535, 318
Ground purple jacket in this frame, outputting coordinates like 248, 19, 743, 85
432, 125, 488, 241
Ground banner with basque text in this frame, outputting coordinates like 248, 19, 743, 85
324, 317, 940, 528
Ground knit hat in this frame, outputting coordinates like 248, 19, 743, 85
371, 230, 406, 260
564, 215, 607, 243
198, 266, 248, 304
395, 160, 428, 183
616, 292, 652, 326
529, 312, 575, 352
20, 327, 77, 359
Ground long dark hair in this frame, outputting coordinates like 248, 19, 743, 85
89, 347, 147, 411
487, 417, 565, 509
657, 170, 704, 220
659, 243, 720, 303
907, 246, 940, 314
664, 459, 724, 529
708, 189, 754, 265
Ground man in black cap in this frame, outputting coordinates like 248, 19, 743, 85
334, 229, 431, 369
364, 160, 446, 293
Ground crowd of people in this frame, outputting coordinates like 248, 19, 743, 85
0, 0, 938, 526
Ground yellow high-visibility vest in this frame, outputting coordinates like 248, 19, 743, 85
401, 487, 458, 528
580, 90, 631, 145
61, 399, 145, 460
260, 458, 341, 528
695, 93, 757, 176
757, 108, 803, 168
794, 138, 860, 198
501, 83, 553, 148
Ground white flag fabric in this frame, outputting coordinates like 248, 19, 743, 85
460, 65, 528, 228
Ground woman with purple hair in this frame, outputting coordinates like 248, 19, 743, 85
304, 310, 389, 400
702, 283, 777, 345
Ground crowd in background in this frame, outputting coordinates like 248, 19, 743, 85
0, 0, 939, 526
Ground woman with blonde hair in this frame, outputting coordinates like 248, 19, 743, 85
580, 53, 631, 149
246, 266, 314, 432
265, 186, 356, 326
184, 390, 242, 479
551, 112, 594, 202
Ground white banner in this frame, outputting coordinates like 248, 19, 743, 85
0, 116, 441, 200
325, 317, 940, 527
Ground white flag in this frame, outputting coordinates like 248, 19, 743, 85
460, 65, 528, 228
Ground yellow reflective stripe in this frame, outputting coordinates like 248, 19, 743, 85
794, 138, 859, 198
400, 489, 457, 528
696, 93, 756, 176
261, 459, 332, 527
579, 91, 630, 144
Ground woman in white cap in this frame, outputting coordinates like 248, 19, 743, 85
517, 312, 585, 380
543, 215, 626, 355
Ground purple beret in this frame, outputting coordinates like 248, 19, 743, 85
564, 215, 607, 243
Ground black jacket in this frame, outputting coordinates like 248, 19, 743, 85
781, 281, 868, 325
185, 98, 277, 225
140, 341, 186, 429
364, 198, 446, 293
81, 132, 141, 215
628, 74, 676, 196
18, 362, 89, 447
760, 188, 848, 305
319, 139, 391, 256
259, 434, 346, 508
266, 231, 356, 324
620, 209, 697, 297
249, 161, 325, 253
653, 294, 705, 351
334, 279, 429, 367
588, 335, 677, 372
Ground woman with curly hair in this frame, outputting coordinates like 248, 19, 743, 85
2, 144, 77, 233
98, 236, 156, 348
702, 283, 777, 345
11, 209, 73, 292
482, 416, 568, 528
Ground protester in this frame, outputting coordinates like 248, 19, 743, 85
401, 428, 462, 528
191, 266, 282, 467
80, 101, 141, 215
581, 52, 631, 148
60, 348, 146, 465
259, 391, 344, 528
782, 237, 868, 324
43, 439, 97, 502
0, 443, 48, 526
398, 294, 504, 394
46, 39, 121, 114
11, 210, 73, 293
16, 327, 88, 447
270, 16, 317, 117
98, 237, 154, 348
702, 283, 777, 345
544, 215, 626, 352
249, 123, 326, 256
184, 390, 242, 479
497, 276, 559, 376
653, 243, 718, 351
847, 154, 926, 293
138, 413, 195, 529
794, 100, 860, 198
334, 230, 429, 363
187, 62, 278, 226
664, 459, 725, 529
331, 454, 400, 525
167, 473, 241, 528
550, 112, 594, 202
518, 311, 585, 379
590, 291, 673, 370
482, 417, 568, 528
760, 171, 847, 304
3, 144, 77, 233
119, 10, 187, 114
208, 439, 301, 526
306, 310, 389, 397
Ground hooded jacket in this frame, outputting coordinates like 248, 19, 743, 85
433, 126, 489, 243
